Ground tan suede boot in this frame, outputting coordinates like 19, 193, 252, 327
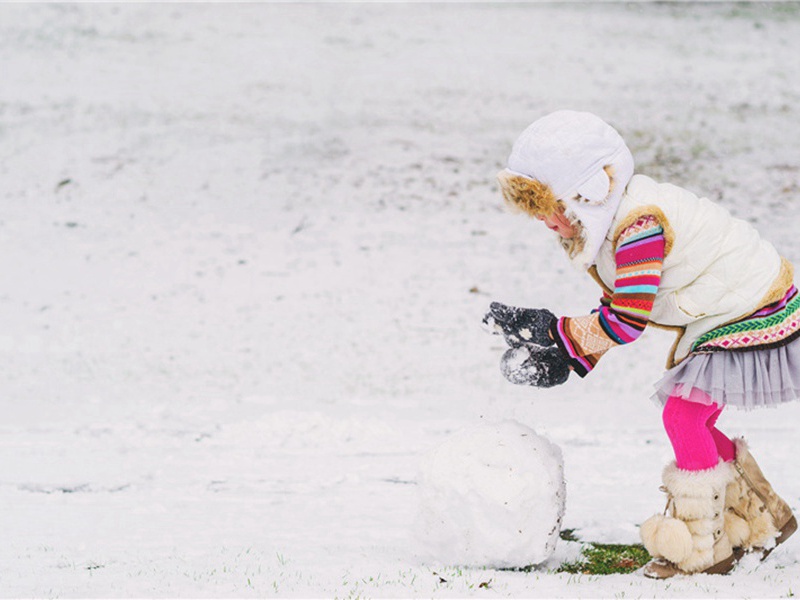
725, 439, 797, 559
640, 461, 737, 579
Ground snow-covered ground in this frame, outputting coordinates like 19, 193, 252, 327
2, 2, 800, 597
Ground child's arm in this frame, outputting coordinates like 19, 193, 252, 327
551, 215, 666, 377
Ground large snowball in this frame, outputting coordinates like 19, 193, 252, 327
415, 420, 566, 569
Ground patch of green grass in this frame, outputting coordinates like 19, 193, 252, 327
558, 542, 651, 576
725, 2, 800, 21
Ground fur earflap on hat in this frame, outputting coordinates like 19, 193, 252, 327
496, 169, 560, 217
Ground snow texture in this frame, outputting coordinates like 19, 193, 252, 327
2, 2, 800, 598
415, 420, 565, 569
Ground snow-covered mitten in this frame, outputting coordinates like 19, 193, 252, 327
500, 346, 570, 388
482, 302, 556, 348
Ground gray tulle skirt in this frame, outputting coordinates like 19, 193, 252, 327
652, 337, 800, 410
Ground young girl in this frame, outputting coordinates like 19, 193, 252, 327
484, 110, 799, 579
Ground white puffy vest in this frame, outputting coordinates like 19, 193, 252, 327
592, 174, 788, 365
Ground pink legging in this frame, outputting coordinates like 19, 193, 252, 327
662, 388, 736, 471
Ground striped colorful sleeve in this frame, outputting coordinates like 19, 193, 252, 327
550, 215, 666, 377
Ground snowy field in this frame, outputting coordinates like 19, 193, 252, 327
2, 2, 800, 597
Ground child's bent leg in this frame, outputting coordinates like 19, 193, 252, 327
705, 404, 736, 463
662, 393, 725, 471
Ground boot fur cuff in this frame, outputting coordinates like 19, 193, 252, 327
662, 460, 736, 498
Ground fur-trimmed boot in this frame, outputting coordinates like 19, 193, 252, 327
640, 461, 737, 579
724, 439, 797, 559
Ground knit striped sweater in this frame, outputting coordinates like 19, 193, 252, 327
552, 215, 665, 377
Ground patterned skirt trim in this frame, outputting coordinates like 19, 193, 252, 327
691, 285, 800, 353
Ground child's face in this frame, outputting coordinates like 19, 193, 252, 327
537, 209, 576, 239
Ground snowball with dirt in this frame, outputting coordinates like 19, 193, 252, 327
416, 420, 565, 569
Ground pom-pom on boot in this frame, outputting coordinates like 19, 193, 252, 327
640, 460, 737, 579
725, 438, 797, 560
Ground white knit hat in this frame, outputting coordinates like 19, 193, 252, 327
500, 110, 635, 270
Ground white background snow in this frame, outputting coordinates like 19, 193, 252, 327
1, 2, 800, 597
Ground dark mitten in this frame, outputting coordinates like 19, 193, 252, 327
500, 346, 570, 388
482, 302, 557, 348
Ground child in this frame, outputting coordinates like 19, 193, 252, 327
484, 110, 799, 578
